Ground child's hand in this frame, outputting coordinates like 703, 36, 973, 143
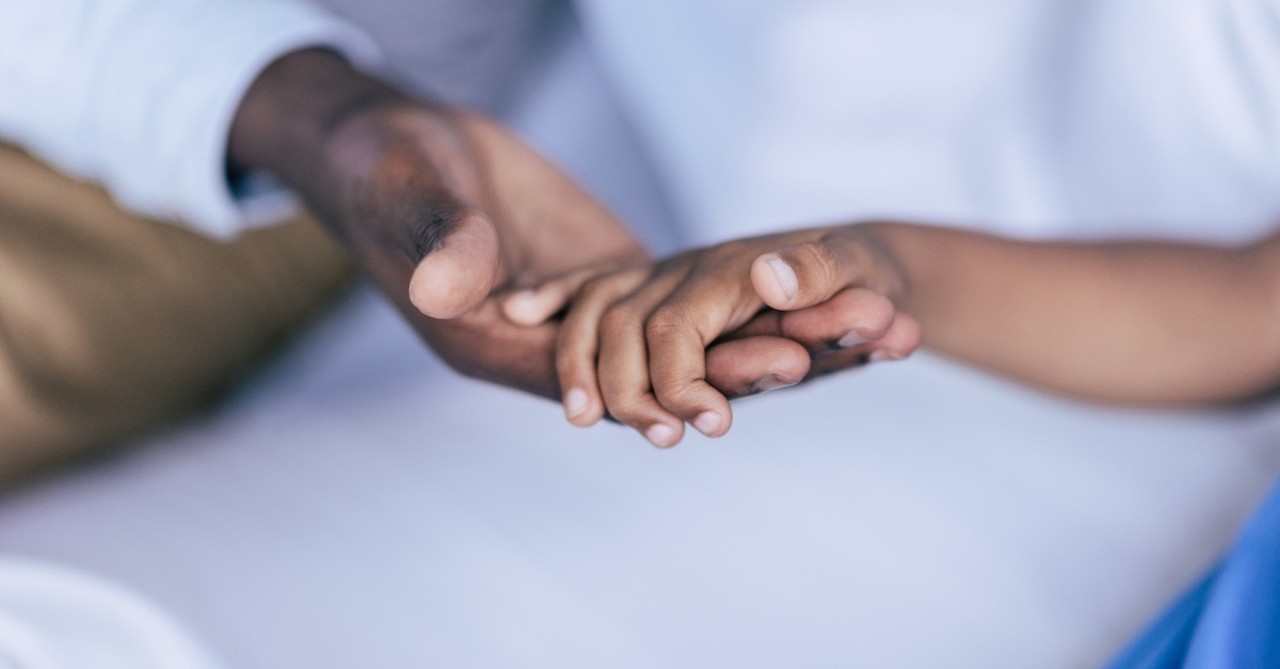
507, 225, 922, 447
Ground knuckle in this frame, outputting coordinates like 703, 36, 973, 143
600, 302, 643, 338
791, 241, 842, 289
602, 397, 646, 428
407, 206, 460, 258
573, 276, 606, 303
554, 346, 587, 381
355, 152, 466, 258
644, 305, 692, 341
653, 382, 702, 414
577, 272, 626, 304
702, 239, 750, 264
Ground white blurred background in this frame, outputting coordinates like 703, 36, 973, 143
3, 1, 1280, 667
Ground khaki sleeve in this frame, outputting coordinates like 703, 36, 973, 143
0, 144, 354, 486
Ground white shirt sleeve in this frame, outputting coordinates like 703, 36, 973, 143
0, 0, 381, 239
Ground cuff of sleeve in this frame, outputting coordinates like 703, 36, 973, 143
95, 2, 382, 239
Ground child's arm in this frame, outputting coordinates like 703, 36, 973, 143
527, 221, 1280, 447
813, 223, 1280, 406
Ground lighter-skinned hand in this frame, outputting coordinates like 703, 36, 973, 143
512, 225, 923, 447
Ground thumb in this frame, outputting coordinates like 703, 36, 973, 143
408, 211, 500, 319
750, 239, 866, 312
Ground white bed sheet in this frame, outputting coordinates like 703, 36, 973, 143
1, 286, 1277, 669
2, 8, 1280, 668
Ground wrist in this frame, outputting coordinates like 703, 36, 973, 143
227, 48, 407, 211
840, 222, 914, 308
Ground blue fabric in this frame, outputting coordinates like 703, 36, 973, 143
1110, 478, 1280, 669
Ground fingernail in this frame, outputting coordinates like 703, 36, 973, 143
693, 411, 723, 436
645, 424, 678, 448
869, 350, 899, 363
762, 254, 798, 300
754, 374, 798, 393
837, 331, 869, 349
564, 388, 589, 419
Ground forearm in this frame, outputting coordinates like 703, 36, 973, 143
867, 223, 1280, 405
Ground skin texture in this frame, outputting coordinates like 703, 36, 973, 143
227, 49, 871, 403
541, 219, 1280, 446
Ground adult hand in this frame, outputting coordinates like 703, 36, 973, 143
229, 50, 643, 397
229, 49, 845, 400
